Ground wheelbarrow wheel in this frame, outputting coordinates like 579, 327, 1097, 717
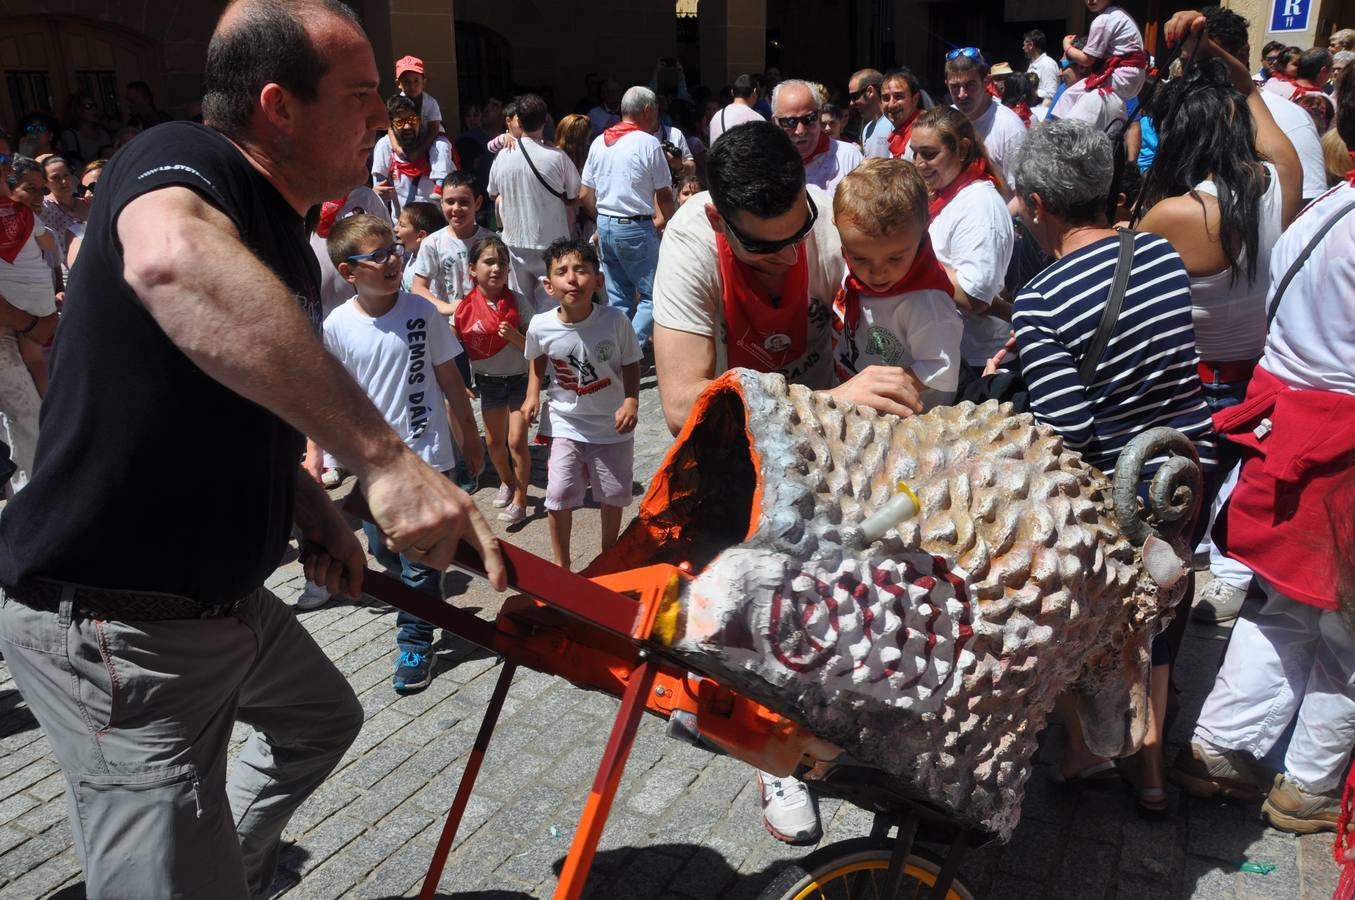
759, 836, 976, 900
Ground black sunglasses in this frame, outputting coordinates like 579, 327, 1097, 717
847, 86, 869, 101
721, 194, 818, 255
775, 111, 819, 131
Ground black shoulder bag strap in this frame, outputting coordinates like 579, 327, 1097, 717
518, 139, 568, 202
1266, 199, 1355, 328
1078, 227, 1136, 387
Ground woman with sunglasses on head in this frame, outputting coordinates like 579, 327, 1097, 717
59, 93, 110, 168
908, 106, 1015, 389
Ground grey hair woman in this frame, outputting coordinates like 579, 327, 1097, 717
1009, 119, 1217, 819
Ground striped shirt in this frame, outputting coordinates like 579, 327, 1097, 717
1013, 231, 1216, 475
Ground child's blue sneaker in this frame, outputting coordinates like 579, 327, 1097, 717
392, 650, 432, 694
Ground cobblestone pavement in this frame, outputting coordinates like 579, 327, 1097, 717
0, 370, 1341, 899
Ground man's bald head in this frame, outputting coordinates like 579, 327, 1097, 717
203, 0, 363, 136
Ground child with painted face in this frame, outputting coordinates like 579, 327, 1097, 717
522, 239, 642, 569
322, 214, 484, 693
830, 158, 963, 410
454, 235, 532, 524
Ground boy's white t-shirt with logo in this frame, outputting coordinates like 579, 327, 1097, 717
410, 224, 495, 305
322, 291, 463, 471
524, 304, 642, 444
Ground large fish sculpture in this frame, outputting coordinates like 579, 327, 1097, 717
593, 369, 1201, 838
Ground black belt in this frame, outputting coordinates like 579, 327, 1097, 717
600, 214, 647, 223
10, 579, 244, 621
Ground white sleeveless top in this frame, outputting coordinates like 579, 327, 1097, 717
1187, 162, 1283, 363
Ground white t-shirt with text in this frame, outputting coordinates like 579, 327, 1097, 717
322, 291, 463, 471
524, 304, 643, 444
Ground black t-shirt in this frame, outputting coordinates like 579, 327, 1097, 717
0, 122, 321, 604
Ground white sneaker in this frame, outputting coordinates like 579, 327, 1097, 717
756, 770, 821, 844
294, 581, 331, 611
1191, 579, 1249, 624
321, 467, 342, 488
492, 483, 513, 509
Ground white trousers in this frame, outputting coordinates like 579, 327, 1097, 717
1194, 581, 1355, 794
1195, 463, 1254, 590
0, 330, 41, 494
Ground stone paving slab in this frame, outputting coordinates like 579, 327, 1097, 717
0, 374, 1342, 898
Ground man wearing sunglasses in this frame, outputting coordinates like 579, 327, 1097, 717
652, 121, 922, 843
771, 79, 863, 194
944, 48, 1025, 188
372, 92, 453, 216
848, 68, 887, 144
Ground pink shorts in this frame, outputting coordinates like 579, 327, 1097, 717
545, 436, 635, 511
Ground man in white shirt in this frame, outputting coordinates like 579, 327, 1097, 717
848, 68, 888, 144
372, 93, 454, 217
944, 51, 1025, 189
772, 79, 863, 194
1022, 30, 1061, 102
487, 93, 581, 314
708, 74, 765, 145
580, 86, 675, 348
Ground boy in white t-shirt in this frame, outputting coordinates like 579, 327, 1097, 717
1052, 0, 1147, 122
523, 239, 642, 569
410, 172, 494, 318
830, 159, 962, 410
394, 201, 444, 293
320, 214, 484, 694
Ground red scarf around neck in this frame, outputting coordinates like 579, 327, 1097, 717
927, 158, 997, 219
453, 286, 522, 361
715, 233, 810, 372
391, 152, 431, 181
315, 192, 351, 239
832, 237, 954, 333
887, 111, 919, 158
803, 132, 833, 167
0, 198, 36, 266
604, 121, 644, 146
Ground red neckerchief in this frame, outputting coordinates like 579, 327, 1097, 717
715, 233, 810, 372
603, 122, 644, 146
1084, 50, 1149, 92
1015, 101, 1033, 128
803, 132, 832, 167
0, 198, 36, 265
832, 237, 953, 333
1346, 151, 1355, 187
927, 158, 997, 219
453, 286, 522, 361
391, 152, 431, 181
315, 192, 351, 239
986, 82, 1003, 101
887, 110, 919, 158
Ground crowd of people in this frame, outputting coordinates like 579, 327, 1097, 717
0, 0, 1354, 894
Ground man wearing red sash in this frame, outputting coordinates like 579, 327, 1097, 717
651, 121, 924, 843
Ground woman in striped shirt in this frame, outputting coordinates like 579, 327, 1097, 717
1008, 119, 1215, 817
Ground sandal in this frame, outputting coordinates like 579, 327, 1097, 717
1136, 785, 1169, 820
1049, 758, 1121, 787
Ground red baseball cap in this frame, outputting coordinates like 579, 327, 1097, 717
395, 55, 425, 77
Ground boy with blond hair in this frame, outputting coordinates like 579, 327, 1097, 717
831, 158, 963, 409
